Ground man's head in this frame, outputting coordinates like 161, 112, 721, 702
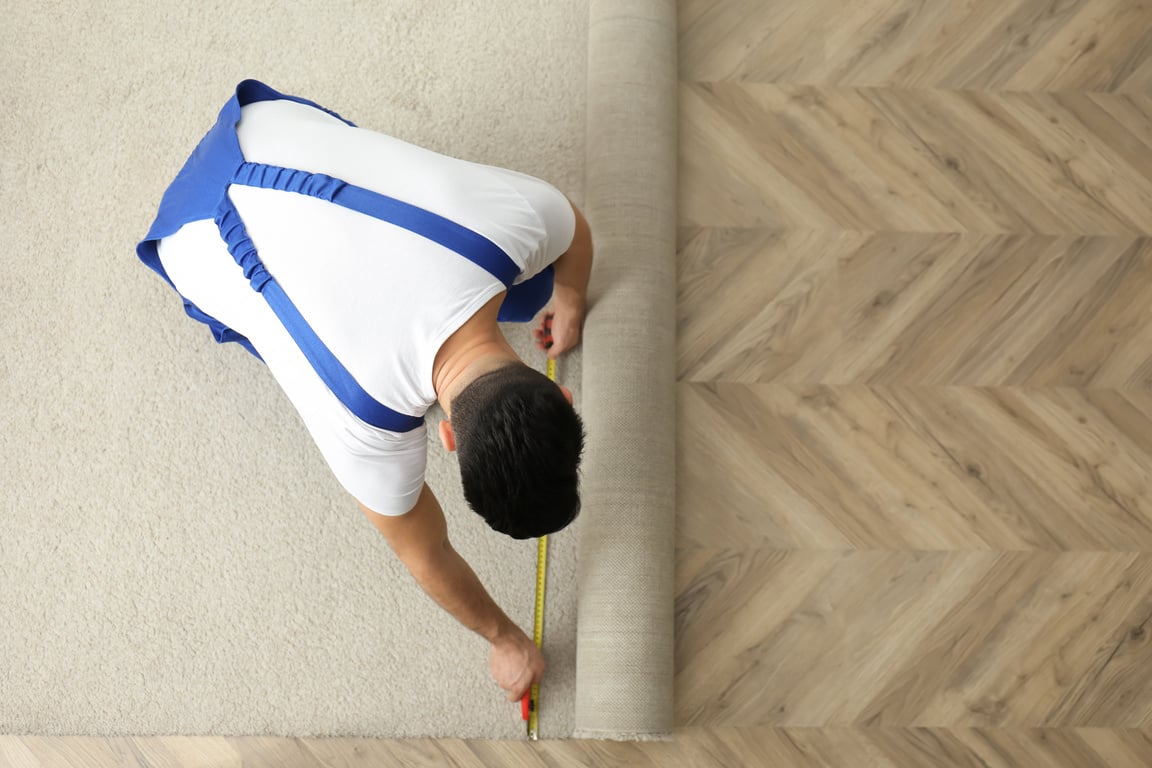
440, 362, 585, 539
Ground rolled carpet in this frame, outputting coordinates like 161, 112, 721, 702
574, 0, 678, 741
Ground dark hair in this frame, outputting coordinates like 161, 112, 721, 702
450, 362, 585, 539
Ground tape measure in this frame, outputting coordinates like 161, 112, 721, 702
521, 355, 556, 740
526, 532, 547, 740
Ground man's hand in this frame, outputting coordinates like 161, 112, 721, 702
360, 487, 541, 699
536, 197, 592, 359
534, 292, 586, 359
489, 625, 545, 702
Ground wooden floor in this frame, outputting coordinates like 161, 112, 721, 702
7, 1, 1152, 765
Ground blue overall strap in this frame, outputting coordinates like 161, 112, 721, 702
214, 198, 425, 433
231, 162, 522, 288
139, 81, 356, 254
137, 80, 360, 363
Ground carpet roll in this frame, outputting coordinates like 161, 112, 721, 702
574, 0, 678, 741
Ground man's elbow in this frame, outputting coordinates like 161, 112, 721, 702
395, 536, 453, 582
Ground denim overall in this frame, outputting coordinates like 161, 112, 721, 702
137, 80, 554, 433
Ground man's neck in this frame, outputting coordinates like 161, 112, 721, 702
432, 294, 520, 417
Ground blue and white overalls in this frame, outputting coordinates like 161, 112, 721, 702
137, 79, 554, 435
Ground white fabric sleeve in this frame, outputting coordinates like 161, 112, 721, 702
483, 168, 577, 283
322, 421, 428, 517
250, 327, 431, 518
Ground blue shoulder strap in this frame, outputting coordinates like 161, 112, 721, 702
137, 80, 355, 266
218, 161, 532, 433
231, 162, 522, 287
135, 81, 360, 362
215, 197, 426, 432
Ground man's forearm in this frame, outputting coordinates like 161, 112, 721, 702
360, 486, 544, 699
405, 541, 519, 644
553, 202, 593, 306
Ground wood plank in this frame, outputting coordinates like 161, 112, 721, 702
681, 84, 1152, 233
677, 549, 1152, 727
679, 230, 1152, 386
681, 0, 1152, 91
6, 728, 1152, 767
679, 384, 1152, 550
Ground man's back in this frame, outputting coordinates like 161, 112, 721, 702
153, 95, 576, 515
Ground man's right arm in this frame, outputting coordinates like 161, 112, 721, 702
358, 483, 544, 701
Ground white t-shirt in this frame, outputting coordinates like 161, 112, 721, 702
157, 99, 576, 516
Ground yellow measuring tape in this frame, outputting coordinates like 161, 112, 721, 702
527, 529, 547, 740
523, 355, 555, 740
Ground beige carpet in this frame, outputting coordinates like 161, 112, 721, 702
0, 0, 586, 739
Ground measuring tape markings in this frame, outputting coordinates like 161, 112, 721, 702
522, 355, 556, 740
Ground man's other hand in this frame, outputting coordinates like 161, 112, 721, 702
489, 626, 545, 702
534, 293, 585, 359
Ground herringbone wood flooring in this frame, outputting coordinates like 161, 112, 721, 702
6, 1, 1152, 765
674, 0, 1152, 764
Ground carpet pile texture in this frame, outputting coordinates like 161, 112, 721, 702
1, 0, 678, 741
1, 0, 586, 739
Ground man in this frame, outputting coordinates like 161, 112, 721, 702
137, 80, 591, 704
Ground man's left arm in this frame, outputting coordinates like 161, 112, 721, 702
553, 198, 593, 306
537, 198, 593, 358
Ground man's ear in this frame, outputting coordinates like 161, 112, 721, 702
438, 420, 456, 452
559, 385, 573, 405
